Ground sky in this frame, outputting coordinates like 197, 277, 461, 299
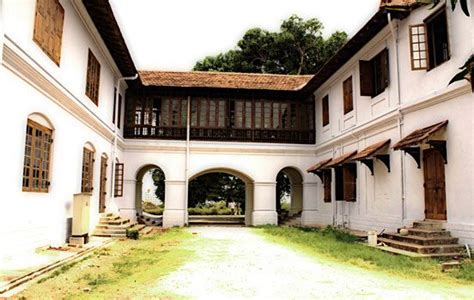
109, 0, 381, 71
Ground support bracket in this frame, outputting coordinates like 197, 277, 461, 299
402, 147, 421, 169
360, 159, 374, 176
314, 171, 324, 182
427, 140, 447, 164
375, 154, 391, 173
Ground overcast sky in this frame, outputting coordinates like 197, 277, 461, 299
109, 0, 380, 71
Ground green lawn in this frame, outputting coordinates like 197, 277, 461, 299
256, 226, 474, 284
16, 228, 194, 299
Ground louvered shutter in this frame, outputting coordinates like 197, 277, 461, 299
53, 2, 65, 64
380, 48, 390, 90
323, 170, 332, 203
359, 60, 374, 96
343, 77, 353, 114
343, 163, 357, 202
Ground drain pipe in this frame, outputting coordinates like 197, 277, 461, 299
110, 74, 138, 210
387, 13, 406, 223
184, 96, 191, 225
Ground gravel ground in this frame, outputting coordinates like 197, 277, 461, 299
154, 226, 472, 299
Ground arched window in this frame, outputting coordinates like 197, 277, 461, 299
81, 143, 96, 193
22, 115, 54, 192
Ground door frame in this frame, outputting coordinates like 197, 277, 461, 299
422, 148, 447, 220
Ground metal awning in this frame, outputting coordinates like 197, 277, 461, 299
325, 150, 358, 168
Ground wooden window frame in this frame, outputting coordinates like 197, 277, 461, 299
343, 76, 354, 115
85, 49, 101, 105
322, 95, 329, 127
22, 119, 53, 193
33, 0, 65, 65
323, 170, 332, 203
409, 24, 429, 70
114, 163, 124, 197
81, 147, 95, 193
424, 8, 450, 70
359, 49, 389, 97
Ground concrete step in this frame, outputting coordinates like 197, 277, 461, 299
407, 228, 450, 238
377, 245, 465, 259
100, 215, 120, 222
378, 237, 464, 255
382, 233, 458, 246
99, 218, 130, 225
413, 221, 444, 230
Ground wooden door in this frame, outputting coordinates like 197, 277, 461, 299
423, 149, 446, 220
99, 157, 107, 213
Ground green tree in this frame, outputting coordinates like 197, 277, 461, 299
151, 168, 165, 203
194, 15, 347, 75
188, 173, 245, 209
276, 171, 291, 212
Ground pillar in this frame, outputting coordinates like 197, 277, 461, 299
162, 180, 187, 228
252, 182, 278, 225
290, 183, 303, 216
301, 182, 324, 226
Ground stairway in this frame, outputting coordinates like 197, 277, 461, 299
280, 212, 302, 227
188, 215, 245, 226
92, 213, 145, 237
378, 220, 466, 258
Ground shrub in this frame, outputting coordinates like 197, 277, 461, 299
188, 200, 234, 215
126, 229, 139, 240
142, 201, 164, 215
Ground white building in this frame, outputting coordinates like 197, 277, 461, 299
0, 0, 472, 258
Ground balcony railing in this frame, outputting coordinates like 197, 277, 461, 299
125, 125, 314, 144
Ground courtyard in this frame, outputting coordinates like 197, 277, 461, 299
10, 226, 474, 299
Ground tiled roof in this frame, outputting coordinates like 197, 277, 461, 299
393, 121, 448, 150
139, 71, 314, 91
380, 0, 419, 9
325, 151, 358, 168
352, 139, 391, 160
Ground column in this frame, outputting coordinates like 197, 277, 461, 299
252, 181, 278, 225
162, 180, 187, 228
290, 183, 303, 216
301, 182, 324, 226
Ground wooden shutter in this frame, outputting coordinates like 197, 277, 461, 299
323, 170, 332, 203
118, 94, 123, 129
33, 0, 64, 65
343, 77, 353, 114
343, 163, 357, 202
81, 148, 95, 193
322, 95, 329, 126
85, 50, 101, 105
409, 24, 429, 70
335, 166, 344, 201
359, 60, 374, 97
380, 48, 390, 90
114, 163, 124, 197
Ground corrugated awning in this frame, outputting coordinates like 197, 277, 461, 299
325, 150, 358, 168
306, 158, 332, 173
352, 139, 391, 160
393, 120, 448, 150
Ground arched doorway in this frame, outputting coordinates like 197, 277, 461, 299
276, 167, 303, 224
135, 164, 166, 216
188, 168, 254, 226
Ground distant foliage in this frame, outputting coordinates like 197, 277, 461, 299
188, 173, 245, 208
151, 168, 166, 202
194, 15, 347, 75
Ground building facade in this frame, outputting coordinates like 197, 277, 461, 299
0, 0, 472, 258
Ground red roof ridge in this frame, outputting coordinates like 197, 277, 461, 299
139, 70, 314, 79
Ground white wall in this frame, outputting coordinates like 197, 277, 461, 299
310, 2, 474, 244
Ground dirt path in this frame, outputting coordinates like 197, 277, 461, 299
154, 226, 472, 299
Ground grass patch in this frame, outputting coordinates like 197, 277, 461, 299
256, 225, 473, 284
18, 228, 195, 299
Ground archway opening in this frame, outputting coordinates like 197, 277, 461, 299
188, 168, 254, 226
276, 167, 303, 225
135, 165, 165, 216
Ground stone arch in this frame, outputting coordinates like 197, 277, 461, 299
83, 141, 96, 153
135, 164, 166, 214
276, 166, 304, 219
189, 167, 255, 225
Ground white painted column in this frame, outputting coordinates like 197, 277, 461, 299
252, 181, 278, 225
162, 180, 187, 227
245, 182, 254, 226
301, 182, 325, 226
0, 0, 3, 60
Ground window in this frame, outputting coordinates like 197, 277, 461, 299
426, 8, 450, 69
22, 119, 53, 192
81, 147, 95, 193
118, 94, 122, 129
335, 164, 357, 201
322, 95, 329, 127
114, 163, 124, 197
33, 0, 64, 65
323, 170, 332, 203
359, 49, 389, 97
409, 25, 429, 70
85, 50, 101, 105
343, 77, 353, 114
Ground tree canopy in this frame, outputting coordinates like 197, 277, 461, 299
194, 15, 347, 75
188, 173, 245, 208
